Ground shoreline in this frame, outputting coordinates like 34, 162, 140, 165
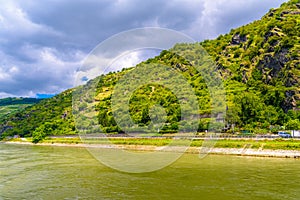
2, 141, 300, 159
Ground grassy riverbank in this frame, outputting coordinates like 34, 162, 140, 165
4, 137, 300, 151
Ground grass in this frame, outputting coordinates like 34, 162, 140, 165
6, 137, 300, 151
77, 137, 172, 146
208, 138, 300, 150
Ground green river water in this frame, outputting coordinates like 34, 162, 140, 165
1, 143, 300, 200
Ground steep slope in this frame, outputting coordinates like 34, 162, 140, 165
201, 0, 299, 112
0, 0, 299, 138
198, 0, 300, 130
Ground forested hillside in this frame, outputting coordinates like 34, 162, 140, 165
0, 0, 299, 140
0, 98, 41, 121
0, 90, 75, 138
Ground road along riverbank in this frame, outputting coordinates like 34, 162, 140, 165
2, 138, 300, 159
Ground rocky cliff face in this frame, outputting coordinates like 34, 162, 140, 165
201, 0, 299, 112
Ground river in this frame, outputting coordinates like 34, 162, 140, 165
1, 143, 300, 200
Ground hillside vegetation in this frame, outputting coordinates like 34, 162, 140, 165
0, 0, 299, 140
0, 98, 41, 120
0, 91, 75, 139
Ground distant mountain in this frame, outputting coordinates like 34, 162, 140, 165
0, 0, 299, 139
0, 97, 41, 106
0, 97, 41, 123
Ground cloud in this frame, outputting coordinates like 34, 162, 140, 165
77, 49, 160, 85
0, 92, 19, 98
0, 45, 84, 96
0, 0, 288, 98
188, 0, 288, 39
76, 28, 194, 85
0, 1, 45, 36
0, 1, 61, 60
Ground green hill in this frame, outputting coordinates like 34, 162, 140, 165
0, 97, 41, 120
0, 0, 299, 140
0, 97, 41, 106
0, 90, 75, 138
200, 0, 300, 131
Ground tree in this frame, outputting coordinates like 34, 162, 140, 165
226, 105, 241, 126
285, 119, 300, 137
233, 93, 264, 126
140, 107, 151, 125
209, 121, 224, 132
261, 106, 279, 125
32, 127, 45, 144
32, 122, 54, 143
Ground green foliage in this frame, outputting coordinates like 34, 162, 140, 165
0, 97, 41, 106
0, 98, 41, 120
200, 0, 299, 132
32, 122, 55, 143
0, 90, 76, 138
285, 119, 300, 130
0, 104, 31, 121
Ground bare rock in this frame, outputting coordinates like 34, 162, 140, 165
231, 34, 247, 45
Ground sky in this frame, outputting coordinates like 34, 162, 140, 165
0, 0, 288, 98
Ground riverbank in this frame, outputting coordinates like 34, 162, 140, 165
2, 138, 300, 159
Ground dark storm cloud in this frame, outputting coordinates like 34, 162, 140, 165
16, 0, 202, 51
0, 0, 288, 97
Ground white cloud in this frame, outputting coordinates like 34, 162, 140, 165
0, 1, 60, 39
9, 66, 19, 74
109, 50, 156, 71
187, 0, 287, 39
0, 92, 17, 98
